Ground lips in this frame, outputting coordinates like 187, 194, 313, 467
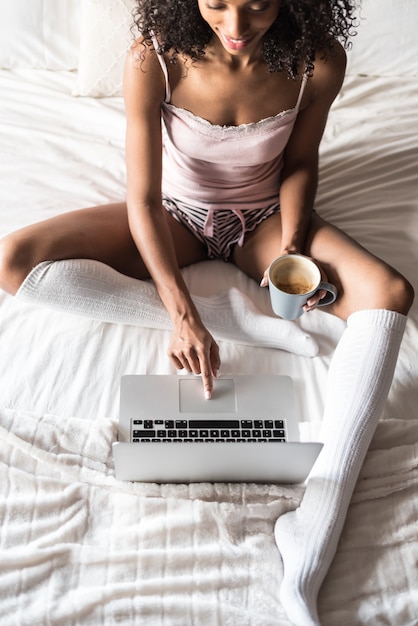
220, 32, 255, 50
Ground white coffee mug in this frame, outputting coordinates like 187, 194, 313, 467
268, 254, 338, 320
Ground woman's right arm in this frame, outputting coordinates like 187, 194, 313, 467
123, 42, 220, 398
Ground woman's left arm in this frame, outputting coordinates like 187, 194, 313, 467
278, 41, 347, 256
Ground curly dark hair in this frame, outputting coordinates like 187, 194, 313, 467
132, 0, 358, 77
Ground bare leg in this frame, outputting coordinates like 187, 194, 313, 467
0, 202, 208, 295
0, 203, 319, 356
233, 211, 413, 317
234, 211, 414, 625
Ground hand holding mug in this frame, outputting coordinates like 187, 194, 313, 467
267, 254, 338, 320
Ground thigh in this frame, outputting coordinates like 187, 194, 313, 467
306, 213, 413, 317
232, 211, 284, 282
6, 202, 208, 281
233, 210, 412, 318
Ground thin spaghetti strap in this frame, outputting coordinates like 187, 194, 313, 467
295, 74, 308, 111
150, 33, 171, 103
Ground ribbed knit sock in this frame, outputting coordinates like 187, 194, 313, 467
274, 309, 407, 625
16, 259, 318, 356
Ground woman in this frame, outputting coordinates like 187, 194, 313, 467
0, 1, 414, 623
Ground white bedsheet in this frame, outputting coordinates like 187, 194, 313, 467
0, 68, 418, 624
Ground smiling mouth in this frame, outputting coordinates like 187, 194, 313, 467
220, 33, 255, 50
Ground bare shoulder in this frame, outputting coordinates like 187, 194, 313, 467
123, 36, 165, 111
309, 39, 347, 105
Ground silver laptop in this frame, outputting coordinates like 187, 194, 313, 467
112, 374, 322, 483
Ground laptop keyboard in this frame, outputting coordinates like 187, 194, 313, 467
131, 418, 287, 442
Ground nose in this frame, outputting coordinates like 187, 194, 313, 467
224, 9, 249, 38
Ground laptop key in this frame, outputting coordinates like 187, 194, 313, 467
273, 430, 285, 438
189, 420, 239, 429
133, 430, 156, 437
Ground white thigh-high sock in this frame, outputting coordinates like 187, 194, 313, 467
274, 309, 407, 625
15, 259, 318, 356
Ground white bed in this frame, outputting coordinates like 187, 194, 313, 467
1, 1, 417, 624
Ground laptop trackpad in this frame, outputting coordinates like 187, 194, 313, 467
179, 378, 236, 414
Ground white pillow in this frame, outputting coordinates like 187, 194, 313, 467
75, 0, 138, 98
0, 0, 81, 70
346, 0, 418, 76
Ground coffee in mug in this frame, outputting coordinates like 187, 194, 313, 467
268, 254, 338, 320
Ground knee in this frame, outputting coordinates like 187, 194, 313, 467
357, 267, 414, 316
334, 264, 414, 319
0, 233, 35, 295
389, 272, 415, 315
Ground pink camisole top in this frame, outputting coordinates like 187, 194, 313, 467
155, 46, 307, 241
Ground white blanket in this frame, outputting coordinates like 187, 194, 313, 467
1, 68, 418, 624
1, 407, 417, 625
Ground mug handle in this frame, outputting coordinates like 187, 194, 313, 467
316, 281, 338, 306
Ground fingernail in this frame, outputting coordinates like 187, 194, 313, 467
205, 390, 212, 400
260, 277, 268, 287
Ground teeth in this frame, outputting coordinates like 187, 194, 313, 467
220, 32, 252, 46
226, 36, 247, 43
